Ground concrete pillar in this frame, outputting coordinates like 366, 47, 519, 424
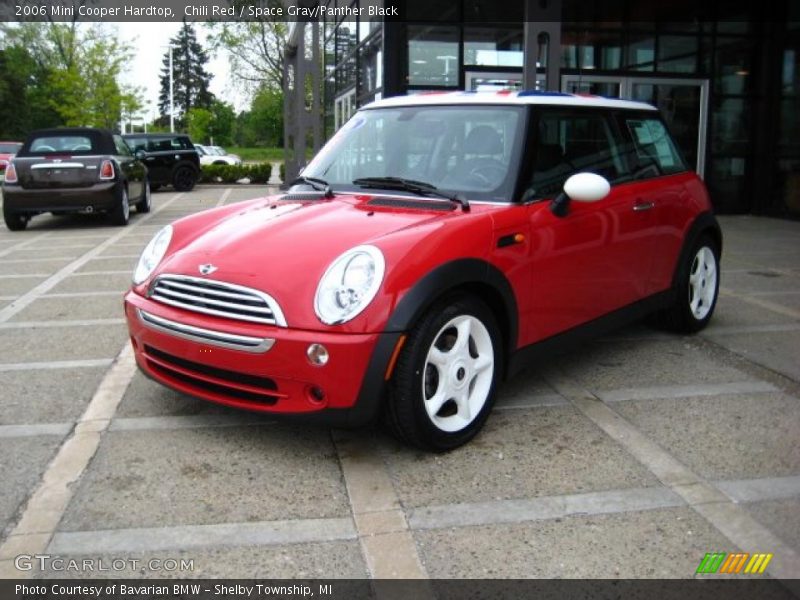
282, 12, 324, 185
523, 0, 563, 92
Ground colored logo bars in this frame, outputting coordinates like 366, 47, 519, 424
696, 552, 774, 575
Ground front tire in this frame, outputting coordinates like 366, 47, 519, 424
386, 294, 502, 452
108, 185, 130, 226
653, 235, 720, 333
3, 207, 28, 231
135, 178, 151, 213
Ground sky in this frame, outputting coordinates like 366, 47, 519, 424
115, 22, 249, 124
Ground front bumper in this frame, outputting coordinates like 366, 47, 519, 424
124, 291, 397, 426
3, 182, 118, 213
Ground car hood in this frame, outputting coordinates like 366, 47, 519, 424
153, 193, 486, 329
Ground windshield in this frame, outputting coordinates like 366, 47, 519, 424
302, 105, 526, 201
0, 143, 21, 153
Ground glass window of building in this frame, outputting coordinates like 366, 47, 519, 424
627, 32, 656, 70
464, 27, 524, 67
657, 35, 699, 73
561, 30, 623, 70
407, 25, 460, 87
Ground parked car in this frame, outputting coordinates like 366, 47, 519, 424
124, 91, 721, 451
123, 133, 199, 192
3, 128, 149, 230
0, 141, 22, 175
195, 144, 242, 166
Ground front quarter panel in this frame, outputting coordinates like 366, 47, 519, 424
327, 211, 498, 334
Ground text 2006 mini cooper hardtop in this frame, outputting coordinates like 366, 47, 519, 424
125, 91, 721, 451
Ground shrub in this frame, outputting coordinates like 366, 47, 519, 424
199, 162, 274, 184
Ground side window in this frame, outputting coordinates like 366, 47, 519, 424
151, 139, 173, 152
620, 116, 687, 178
113, 135, 131, 156
172, 137, 192, 150
527, 111, 628, 199
125, 138, 146, 152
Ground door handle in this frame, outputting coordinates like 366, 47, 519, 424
633, 200, 655, 212
145, 157, 155, 161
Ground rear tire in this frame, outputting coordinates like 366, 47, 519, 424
172, 165, 197, 192
108, 185, 130, 226
3, 207, 28, 231
651, 234, 720, 333
385, 294, 502, 452
135, 178, 151, 213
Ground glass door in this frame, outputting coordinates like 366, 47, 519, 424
627, 78, 708, 178
465, 71, 524, 92
561, 75, 623, 98
561, 76, 709, 177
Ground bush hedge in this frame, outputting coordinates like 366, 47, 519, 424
199, 162, 274, 184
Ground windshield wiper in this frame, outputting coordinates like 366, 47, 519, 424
290, 175, 334, 198
352, 177, 470, 212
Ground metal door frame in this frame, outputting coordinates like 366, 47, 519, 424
561, 75, 709, 178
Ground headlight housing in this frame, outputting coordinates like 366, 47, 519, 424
133, 225, 173, 285
314, 245, 385, 325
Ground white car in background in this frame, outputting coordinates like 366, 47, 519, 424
195, 145, 242, 166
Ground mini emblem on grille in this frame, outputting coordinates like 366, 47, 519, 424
198, 264, 218, 275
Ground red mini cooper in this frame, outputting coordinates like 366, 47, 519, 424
125, 92, 721, 451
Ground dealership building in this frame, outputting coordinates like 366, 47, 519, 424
283, 0, 798, 217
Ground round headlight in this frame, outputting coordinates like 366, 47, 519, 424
133, 225, 173, 285
314, 245, 385, 325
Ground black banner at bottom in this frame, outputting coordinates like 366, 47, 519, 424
2, 579, 799, 600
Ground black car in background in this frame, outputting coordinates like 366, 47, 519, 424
2, 128, 149, 230
123, 133, 199, 192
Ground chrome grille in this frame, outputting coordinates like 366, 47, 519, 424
149, 274, 286, 326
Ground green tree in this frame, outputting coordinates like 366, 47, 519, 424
206, 5, 288, 91
0, 45, 60, 138
0, 22, 136, 132
234, 87, 283, 147
186, 107, 213, 144
159, 22, 215, 127
208, 100, 235, 146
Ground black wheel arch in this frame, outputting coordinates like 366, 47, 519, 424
671, 212, 723, 288
344, 258, 519, 428
385, 258, 519, 364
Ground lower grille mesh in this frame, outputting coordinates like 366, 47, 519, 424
144, 345, 278, 405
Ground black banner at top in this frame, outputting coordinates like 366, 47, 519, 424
1, 0, 405, 23
0, 0, 788, 24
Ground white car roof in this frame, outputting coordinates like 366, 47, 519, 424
363, 90, 657, 112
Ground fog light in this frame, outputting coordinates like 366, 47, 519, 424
308, 386, 326, 404
307, 343, 329, 366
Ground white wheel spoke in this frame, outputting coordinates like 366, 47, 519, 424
454, 318, 472, 353
428, 347, 449, 368
424, 387, 449, 419
455, 389, 471, 422
472, 354, 493, 373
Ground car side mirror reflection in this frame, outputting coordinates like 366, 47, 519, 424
135, 150, 147, 160
550, 173, 611, 218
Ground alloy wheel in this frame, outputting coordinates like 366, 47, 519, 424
422, 314, 495, 433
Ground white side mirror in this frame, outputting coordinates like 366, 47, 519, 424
563, 173, 611, 203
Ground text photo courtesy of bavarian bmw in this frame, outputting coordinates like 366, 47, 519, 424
124, 91, 721, 452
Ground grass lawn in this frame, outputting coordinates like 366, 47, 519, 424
227, 147, 285, 162
226, 147, 317, 163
